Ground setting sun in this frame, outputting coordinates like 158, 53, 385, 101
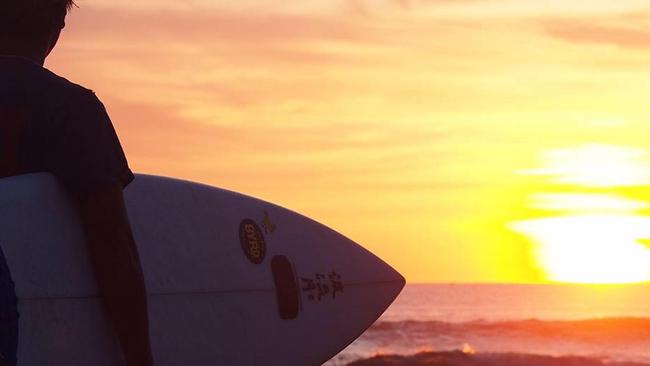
513, 144, 650, 284
512, 214, 650, 284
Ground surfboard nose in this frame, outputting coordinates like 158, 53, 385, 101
388, 261, 406, 287
355, 244, 406, 294
374, 258, 407, 311
395, 270, 407, 293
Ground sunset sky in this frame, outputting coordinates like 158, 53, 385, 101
47, 0, 650, 283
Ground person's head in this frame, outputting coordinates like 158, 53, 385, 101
0, 0, 76, 62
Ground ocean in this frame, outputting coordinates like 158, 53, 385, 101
325, 284, 650, 366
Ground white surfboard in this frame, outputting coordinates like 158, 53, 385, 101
0, 174, 404, 366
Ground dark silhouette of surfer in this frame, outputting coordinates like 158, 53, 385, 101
0, 1, 154, 365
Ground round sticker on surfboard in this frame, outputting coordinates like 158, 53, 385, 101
239, 219, 266, 264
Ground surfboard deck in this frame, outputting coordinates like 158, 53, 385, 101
0, 174, 405, 366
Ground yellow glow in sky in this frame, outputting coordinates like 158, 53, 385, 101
523, 144, 650, 188
47, 0, 650, 283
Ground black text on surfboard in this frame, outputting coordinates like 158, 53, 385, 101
301, 272, 345, 301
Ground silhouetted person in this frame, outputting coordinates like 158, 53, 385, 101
0, 1, 154, 365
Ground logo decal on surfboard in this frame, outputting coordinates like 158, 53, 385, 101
239, 219, 267, 264
261, 210, 277, 235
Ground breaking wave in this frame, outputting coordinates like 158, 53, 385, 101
345, 350, 650, 366
327, 317, 650, 366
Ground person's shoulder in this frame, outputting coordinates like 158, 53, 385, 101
39, 66, 103, 107
34, 68, 112, 131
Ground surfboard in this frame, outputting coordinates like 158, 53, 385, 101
0, 174, 405, 366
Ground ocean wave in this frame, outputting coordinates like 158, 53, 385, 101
345, 350, 650, 366
368, 317, 650, 342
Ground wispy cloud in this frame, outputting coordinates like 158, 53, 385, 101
545, 13, 650, 49
67, 7, 375, 45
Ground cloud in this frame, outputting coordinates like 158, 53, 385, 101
66, 7, 376, 45
104, 96, 455, 160
54, 2, 512, 130
52, 0, 649, 192
544, 13, 650, 49
347, 0, 411, 14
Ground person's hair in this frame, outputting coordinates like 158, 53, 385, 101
0, 0, 76, 36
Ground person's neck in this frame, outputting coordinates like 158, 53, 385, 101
0, 37, 48, 66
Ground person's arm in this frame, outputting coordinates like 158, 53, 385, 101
73, 184, 154, 366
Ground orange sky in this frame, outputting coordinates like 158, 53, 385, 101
47, 0, 650, 283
